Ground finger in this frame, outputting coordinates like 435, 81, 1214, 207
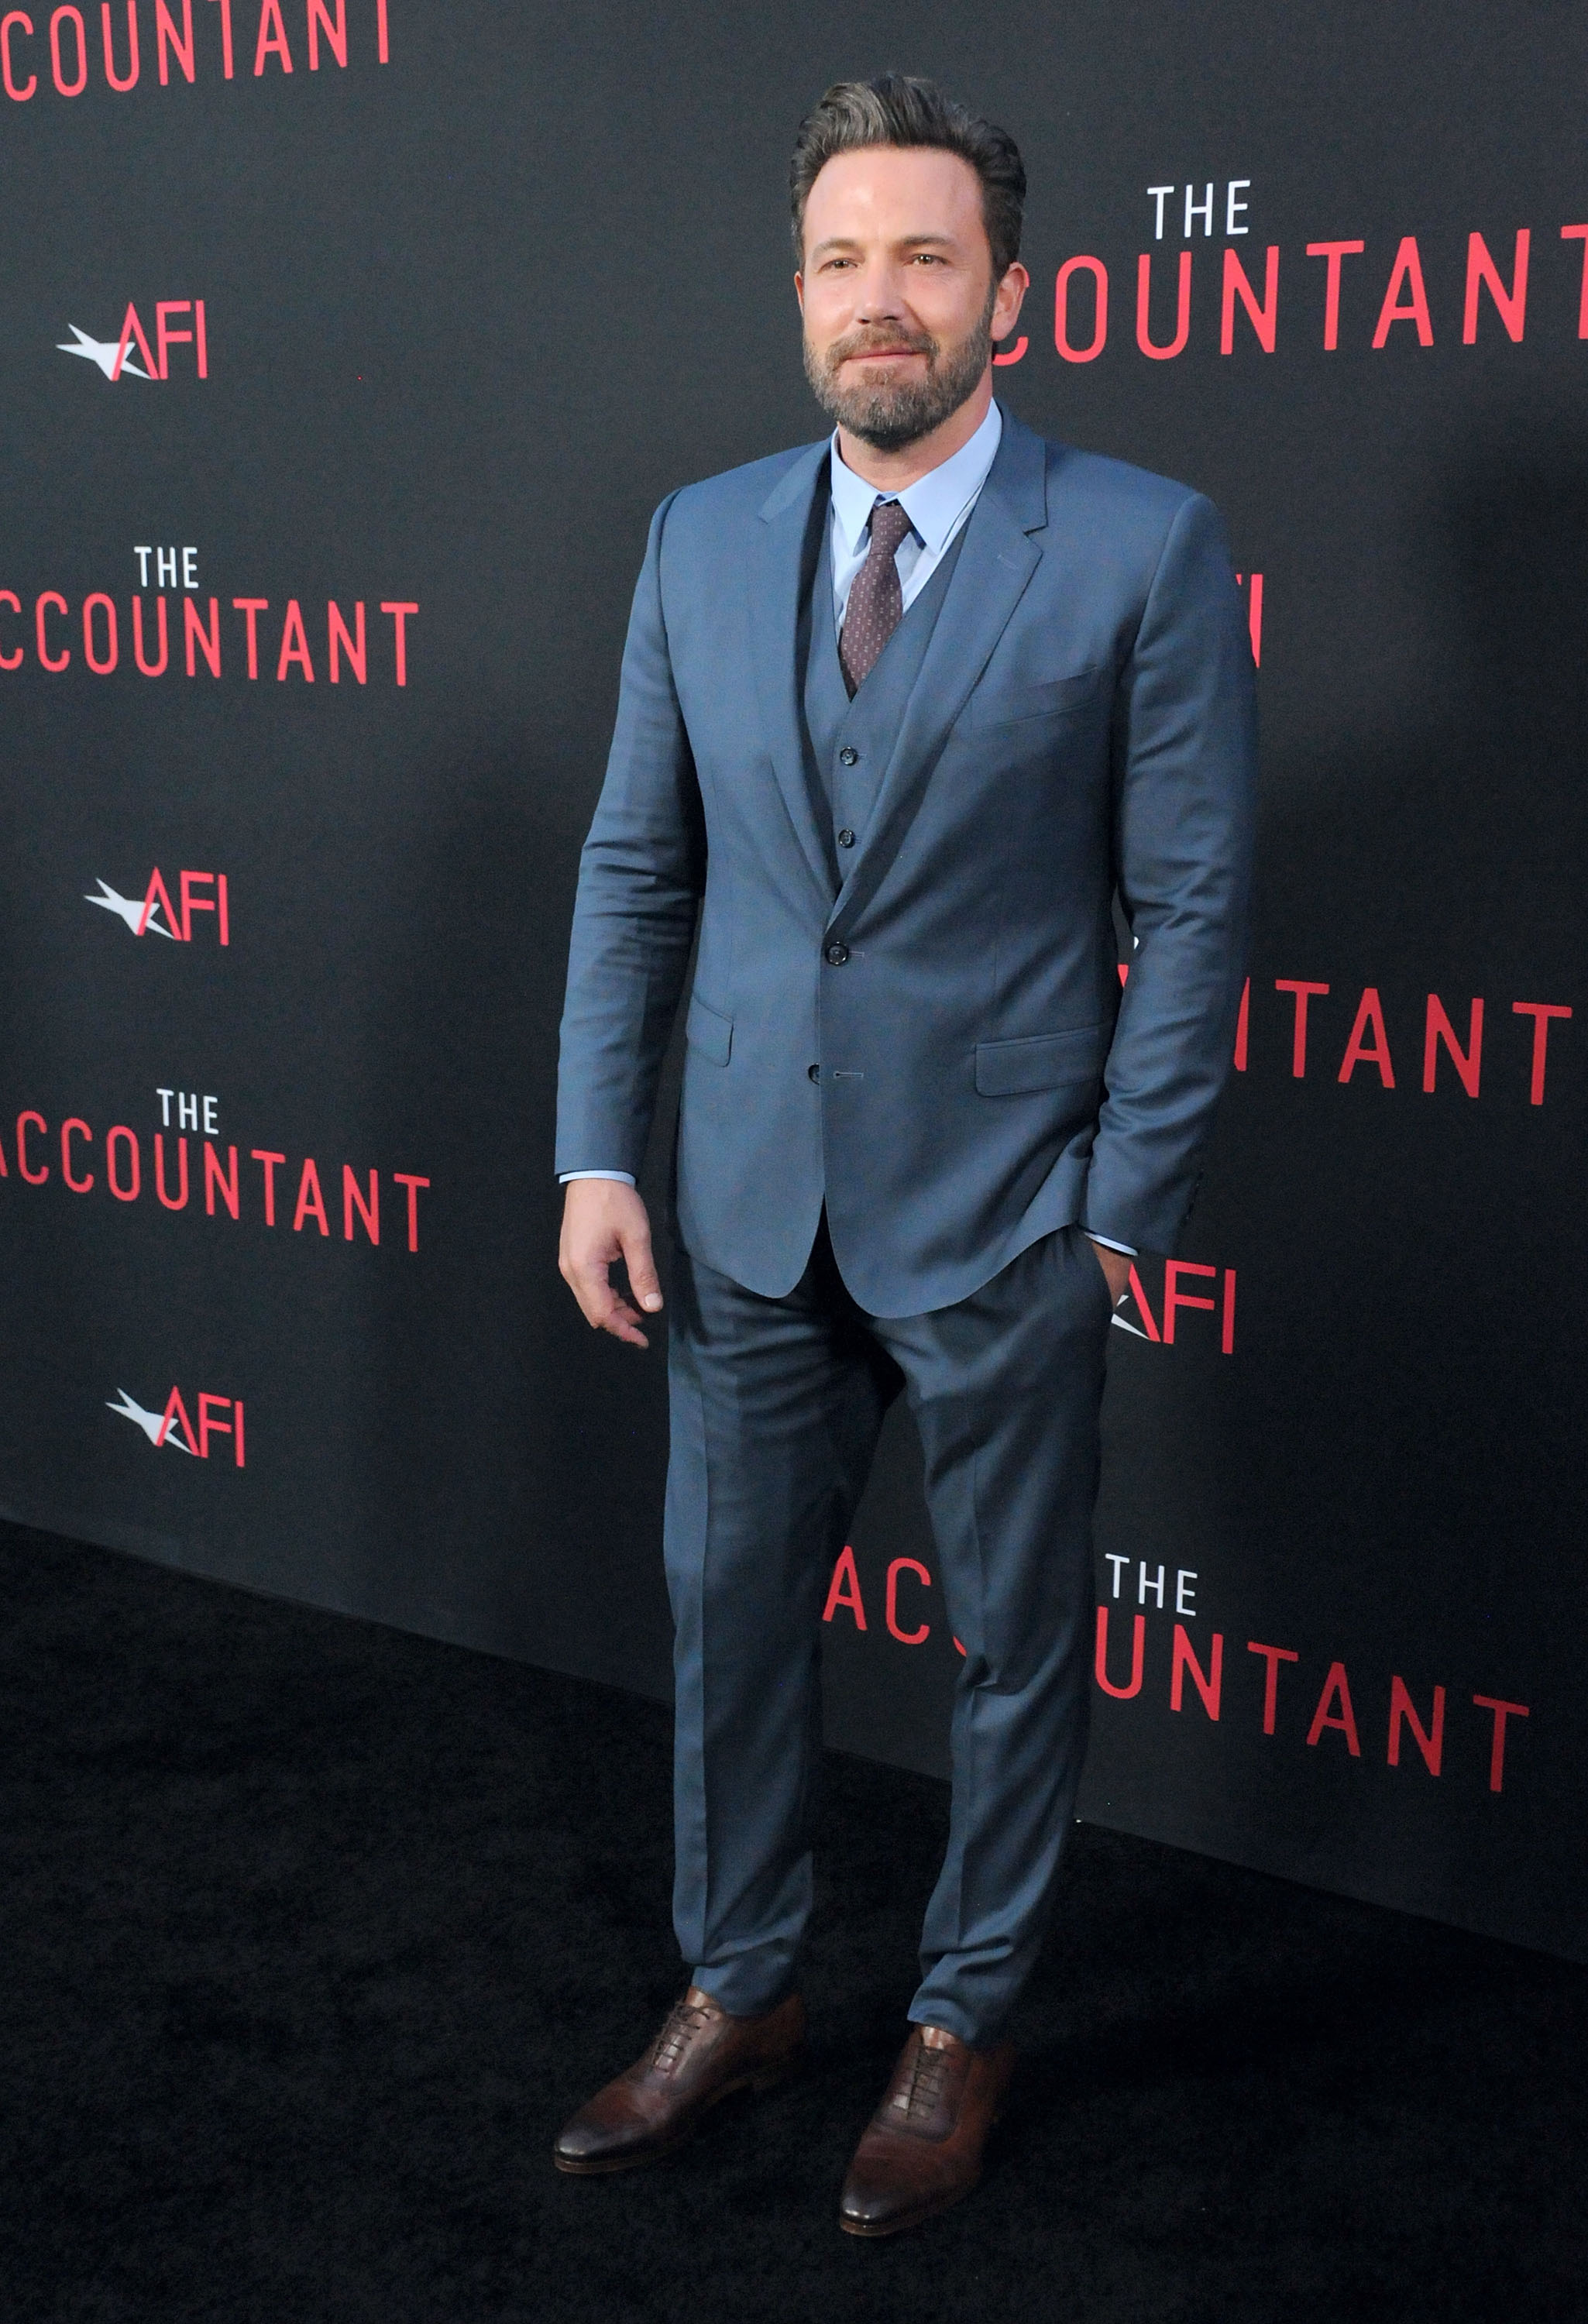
620, 1219, 665, 1314
568, 1262, 651, 1348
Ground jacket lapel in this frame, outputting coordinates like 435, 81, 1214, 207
826, 411, 1050, 940
751, 442, 837, 905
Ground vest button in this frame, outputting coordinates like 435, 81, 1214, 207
824, 941, 850, 966
837, 828, 856, 848
808, 1063, 821, 1082
839, 746, 859, 766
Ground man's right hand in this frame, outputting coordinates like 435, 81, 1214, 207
559, 1178, 665, 1349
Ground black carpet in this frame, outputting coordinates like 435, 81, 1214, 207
1, 1522, 1582, 2324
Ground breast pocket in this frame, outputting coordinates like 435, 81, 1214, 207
965, 667, 1105, 731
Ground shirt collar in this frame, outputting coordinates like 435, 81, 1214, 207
828, 399, 1004, 557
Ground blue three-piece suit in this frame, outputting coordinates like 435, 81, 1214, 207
556, 406, 1256, 2044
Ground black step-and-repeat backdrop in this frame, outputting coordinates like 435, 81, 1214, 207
3, 2, 1582, 1961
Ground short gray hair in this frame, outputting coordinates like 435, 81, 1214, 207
789, 74, 1026, 280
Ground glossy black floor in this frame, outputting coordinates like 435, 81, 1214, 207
1, 1520, 1581, 2324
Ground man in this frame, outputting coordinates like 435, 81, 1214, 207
552, 74, 1256, 2236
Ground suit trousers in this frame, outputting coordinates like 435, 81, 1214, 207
664, 1214, 1114, 2047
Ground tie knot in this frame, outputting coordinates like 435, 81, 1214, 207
868, 497, 913, 557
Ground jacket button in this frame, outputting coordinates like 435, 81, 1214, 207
824, 941, 850, 966
808, 1063, 820, 1082
839, 746, 859, 766
837, 827, 856, 847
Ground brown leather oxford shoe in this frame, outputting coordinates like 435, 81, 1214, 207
553, 1985, 805, 2174
838, 2023, 1016, 2236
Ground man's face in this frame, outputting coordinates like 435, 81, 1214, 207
797, 145, 1026, 453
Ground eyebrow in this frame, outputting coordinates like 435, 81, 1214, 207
808, 231, 961, 260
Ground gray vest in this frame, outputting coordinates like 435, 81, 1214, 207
799, 518, 969, 882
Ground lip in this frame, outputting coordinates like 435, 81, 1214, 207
843, 347, 924, 365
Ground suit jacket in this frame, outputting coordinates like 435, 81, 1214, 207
555, 408, 1257, 1317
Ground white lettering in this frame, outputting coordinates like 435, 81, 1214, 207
156, 1087, 174, 1126
178, 1092, 198, 1130
1225, 179, 1250, 235
1106, 1552, 1131, 1599
1176, 1569, 1198, 1616
1139, 1561, 1166, 1609
1184, 183, 1215, 238
134, 546, 153, 586
1147, 185, 1174, 240
182, 547, 198, 587
202, 1095, 218, 1134
156, 548, 177, 588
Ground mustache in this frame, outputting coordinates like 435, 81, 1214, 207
820, 324, 939, 372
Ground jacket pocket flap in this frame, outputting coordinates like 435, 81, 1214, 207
686, 992, 733, 1066
975, 1025, 1102, 1095
967, 668, 1103, 727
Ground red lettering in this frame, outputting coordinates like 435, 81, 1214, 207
1338, 986, 1395, 1086
194, 297, 207, 376
1511, 1002, 1570, 1104
154, 297, 193, 374
885, 1556, 932, 1645
251, 1147, 285, 1226
1220, 244, 1278, 354
132, 594, 169, 678
49, 4, 86, 94
1170, 1624, 1222, 1718
1307, 239, 1365, 349
1423, 995, 1483, 1097
1247, 1641, 1298, 1734
2, 9, 36, 100
328, 598, 366, 683
1095, 1604, 1145, 1700
277, 597, 315, 681
306, 0, 342, 67
1232, 976, 1250, 1071
137, 866, 180, 938
16, 1109, 49, 1184
1221, 1267, 1236, 1356
293, 1157, 329, 1236
99, 0, 136, 87
380, 600, 418, 686
1125, 1263, 1160, 1341
1054, 256, 1107, 363
217, 874, 229, 944
112, 301, 158, 383
157, 1385, 198, 1452
233, 1397, 245, 1466
1136, 249, 1191, 359
154, 0, 191, 82
822, 1543, 866, 1630
197, 1391, 232, 1459
342, 1164, 378, 1244
0, 590, 22, 668
1275, 978, 1329, 1075
392, 1171, 429, 1251
1472, 1695, 1528, 1793
1373, 236, 1434, 348
60, 1118, 94, 1192
1306, 1662, 1361, 1755
81, 592, 118, 673
991, 332, 1026, 366
204, 1140, 239, 1219
36, 591, 70, 672
154, 1132, 189, 1210
1463, 229, 1528, 343
1162, 1260, 1216, 1345
1387, 1675, 1445, 1775
253, 0, 290, 70
180, 869, 215, 940
1562, 225, 1588, 339
232, 597, 268, 679
374, 0, 385, 60
184, 593, 221, 677
106, 1124, 140, 1201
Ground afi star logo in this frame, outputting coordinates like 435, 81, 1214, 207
85, 869, 229, 944
108, 1385, 246, 1464
56, 301, 208, 383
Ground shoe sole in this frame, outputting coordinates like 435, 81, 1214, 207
552, 2054, 801, 2176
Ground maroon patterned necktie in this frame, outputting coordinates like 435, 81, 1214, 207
839, 497, 913, 696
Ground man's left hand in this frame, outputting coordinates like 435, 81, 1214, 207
1088, 1239, 1132, 1306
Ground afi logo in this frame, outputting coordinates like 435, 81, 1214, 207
1113, 1258, 1237, 1353
86, 869, 229, 942
58, 301, 208, 382
108, 1384, 246, 1464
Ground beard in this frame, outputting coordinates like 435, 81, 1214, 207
803, 288, 996, 454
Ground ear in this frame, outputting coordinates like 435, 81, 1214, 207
794, 271, 806, 316
992, 261, 1029, 342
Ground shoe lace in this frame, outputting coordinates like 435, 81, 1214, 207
891, 2036, 953, 2120
647, 1995, 716, 2079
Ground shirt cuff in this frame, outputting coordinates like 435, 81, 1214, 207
1085, 1231, 1138, 1257
559, 1170, 637, 1186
